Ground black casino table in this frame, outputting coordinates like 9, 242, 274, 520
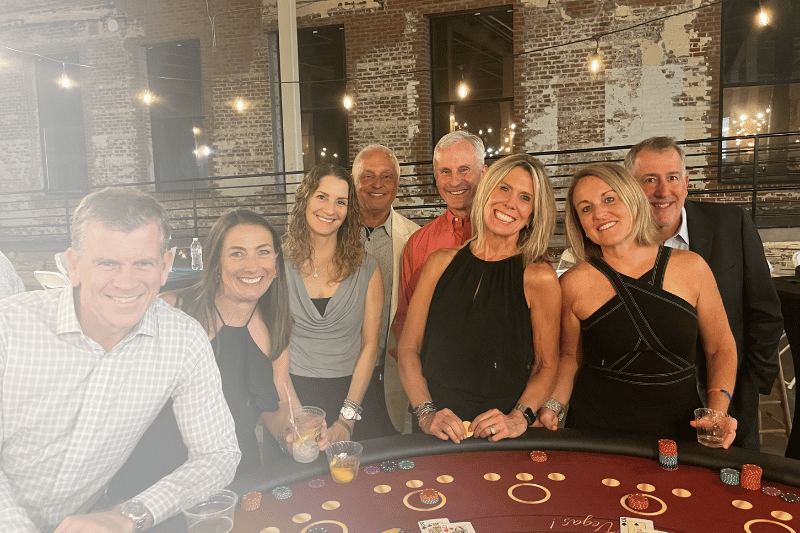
161, 429, 800, 533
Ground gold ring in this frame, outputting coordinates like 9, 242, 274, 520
301, 520, 348, 533
507, 483, 551, 504
490, 426, 495, 435
619, 493, 667, 516
744, 519, 795, 533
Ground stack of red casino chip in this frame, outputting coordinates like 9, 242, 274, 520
241, 491, 262, 511
627, 493, 649, 511
657, 439, 677, 470
529, 451, 548, 463
420, 488, 440, 505
740, 464, 762, 490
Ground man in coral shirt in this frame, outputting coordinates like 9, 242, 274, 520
392, 131, 487, 346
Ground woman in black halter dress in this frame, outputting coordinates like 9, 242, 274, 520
548, 163, 738, 445
398, 154, 561, 443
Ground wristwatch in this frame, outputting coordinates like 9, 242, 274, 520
340, 398, 363, 421
119, 499, 148, 532
513, 403, 536, 426
542, 398, 566, 422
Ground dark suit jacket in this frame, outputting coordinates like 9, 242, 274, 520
685, 199, 784, 450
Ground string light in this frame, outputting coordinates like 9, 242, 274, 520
457, 65, 468, 99
140, 88, 154, 105
588, 38, 603, 74
234, 97, 245, 112
756, 4, 770, 26
58, 63, 73, 89
343, 95, 353, 109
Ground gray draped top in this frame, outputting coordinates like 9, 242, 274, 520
285, 254, 379, 378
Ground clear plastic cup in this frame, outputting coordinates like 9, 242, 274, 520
325, 441, 363, 483
181, 489, 237, 533
694, 407, 732, 448
292, 406, 325, 463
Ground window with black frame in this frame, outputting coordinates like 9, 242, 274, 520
431, 7, 514, 156
721, 0, 800, 181
35, 52, 88, 191
298, 25, 348, 170
146, 39, 206, 191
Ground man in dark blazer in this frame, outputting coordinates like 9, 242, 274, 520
625, 137, 783, 450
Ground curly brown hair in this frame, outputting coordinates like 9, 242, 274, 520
283, 164, 364, 282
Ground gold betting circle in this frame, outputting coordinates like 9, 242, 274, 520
619, 493, 668, 516
507, 483, 552, 504
300, 520, 348, 533
402, 490, 447, 512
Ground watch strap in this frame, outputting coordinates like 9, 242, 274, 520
513, 403, 535, 426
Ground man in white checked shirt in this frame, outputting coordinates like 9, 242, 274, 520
0, 188, 240, 533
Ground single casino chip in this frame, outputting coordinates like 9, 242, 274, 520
241, 491, 262, 511
761, 485, 783, 497
658, 439, 677, 455
271, 486, 292, 500
780, 492, 800, 503
364, 464, 381, 475
661, 464, 677, 472
420, 488, 440, 505
628, 493, 649, 511
380, 460, 398, 473
398, 459, 415, 470
720, 468, 740, 485
529, 451, 548, 462
308, 477, 326, 488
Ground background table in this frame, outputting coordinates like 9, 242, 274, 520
155, 429, 800, 532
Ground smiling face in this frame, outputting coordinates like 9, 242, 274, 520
306, 174, 350, 238
483, 166, 535, 239
66, 221, 171, 350
434, 140, 486, 218
572, 175, 633, 248
218, 224, 278, 304
355, 149, 399, 223
630, 148, 689, 240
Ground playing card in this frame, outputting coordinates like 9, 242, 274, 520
444, 521, 476, 533
620, 517, 654, 533
419, 518, 450, 533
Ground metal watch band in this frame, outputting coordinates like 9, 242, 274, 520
542, 398, 566, 421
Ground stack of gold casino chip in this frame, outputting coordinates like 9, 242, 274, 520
241, 491, 262, 511
627, 493, 649, 511
419, 488, 440, 505
740, 464, 762, 490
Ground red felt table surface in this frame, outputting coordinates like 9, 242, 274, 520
232, 450, 800, 533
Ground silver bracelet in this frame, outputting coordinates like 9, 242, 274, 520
542, 398, 566, 421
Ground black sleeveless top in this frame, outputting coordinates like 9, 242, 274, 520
420, 245, 533, 421
213, 305, 281, 474
566, 246, 701, 440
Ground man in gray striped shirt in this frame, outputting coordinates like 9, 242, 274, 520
0, 188, 239, 532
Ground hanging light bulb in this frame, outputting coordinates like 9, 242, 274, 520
58, 63, 72, 89
457, 65, 468, 99
757, 7, 770, 26
343, 95, 353, 109
588, 38, 603, 74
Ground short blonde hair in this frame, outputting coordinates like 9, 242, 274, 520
565, 162, 658, 263
470, 154, 556, 265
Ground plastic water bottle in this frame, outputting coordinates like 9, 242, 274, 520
190, 238, 203, 270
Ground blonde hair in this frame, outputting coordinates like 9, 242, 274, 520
284, 164, 364, 281
469, 154, 556, 265
565, 162, 658, 262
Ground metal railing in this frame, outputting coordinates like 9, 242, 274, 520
1, 131, 798, 252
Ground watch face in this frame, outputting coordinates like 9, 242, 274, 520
121, 499, 147, 521
341, 406, 355, 419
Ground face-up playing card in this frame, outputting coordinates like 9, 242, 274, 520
419, 518, 451, 533
620, 517, 654, 533
443, 521, 476, 533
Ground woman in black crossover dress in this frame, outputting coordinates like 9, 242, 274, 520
398, 154, 561, 443
547, 163, 738, 445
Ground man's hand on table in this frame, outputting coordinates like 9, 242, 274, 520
53, 507, 153, 533
472, 409, 528, 441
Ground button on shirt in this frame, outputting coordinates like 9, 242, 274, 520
361, 217, 393, 366
0, 288, 240, 532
